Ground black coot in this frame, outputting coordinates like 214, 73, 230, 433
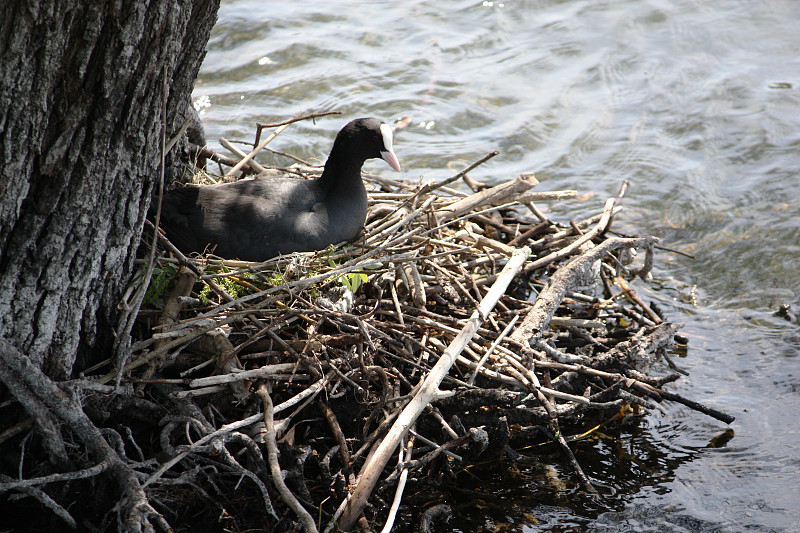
157, 118, 401, 261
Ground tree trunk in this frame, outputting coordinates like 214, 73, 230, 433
0, 0, 218, 379
0, 1, 219, 529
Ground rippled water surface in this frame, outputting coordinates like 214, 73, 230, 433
195, 1, 800, 530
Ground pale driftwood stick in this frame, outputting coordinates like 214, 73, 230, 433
455, 229, 518, 257
481, 339, 593, 405
427, 406, 459, 439
510, 235, 658, 348
507, 220, 552, 247
438, 173, 539, 223
380, 436, 415, 533
171, 385, 227, 398
400, 260, 426, 308
338, 246, 530, 530
390, 278, 405, 326
219, 137, 266, 173
365, 206, 408, 237
226, 122, 292, 177
188, 363, 300, 388
614, 275, 662, 324
516, 190, 578, 203
417, 201, 519, 243
532, 339, 589, 364
369, 192, 417, 201
256, 384, 318, 533
406, 429, 463, 462
366, 196, 436, 245
452, 353, 527, 389
529, 205, 623, 250
525, 201, 551, 224
549, 317, 605, 329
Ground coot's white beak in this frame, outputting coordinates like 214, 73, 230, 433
379, 123, 401, 172
381, 150, 401, 172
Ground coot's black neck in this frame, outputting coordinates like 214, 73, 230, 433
317, 140, 367, 193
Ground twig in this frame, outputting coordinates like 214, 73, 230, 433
219, 137, 266, 173
418, 151, 499, 197
226, 122, 292, 176
256, 383, 318, 533
255, 110, 342, 131
380, 435, 415, 533
467, 314, 518, 385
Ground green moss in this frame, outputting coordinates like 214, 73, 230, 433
198, 268, 264, 305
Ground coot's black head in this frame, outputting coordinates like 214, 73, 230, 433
332, 118, 401, 172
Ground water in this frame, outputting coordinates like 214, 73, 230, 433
195, 0, 800, 530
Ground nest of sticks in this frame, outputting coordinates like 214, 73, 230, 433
105, 118, 735, 532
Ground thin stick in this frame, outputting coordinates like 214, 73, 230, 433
467, 314, 518, 385
220, 137, 266, 173
425, 151, 499, 195
256, 110, 342, 130
380, 435, 415, 533
256, 383, 318, 533
226, 122, 292, 177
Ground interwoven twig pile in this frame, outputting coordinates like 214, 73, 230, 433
99, 146, 734, 532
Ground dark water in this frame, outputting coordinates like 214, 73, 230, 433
195, 1, 800, 531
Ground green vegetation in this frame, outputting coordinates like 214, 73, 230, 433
143, 263, 179, 306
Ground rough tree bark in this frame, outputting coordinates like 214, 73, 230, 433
0, 1, 217, 376
0, 0, 219, 529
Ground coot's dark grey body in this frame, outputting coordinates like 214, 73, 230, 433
158, 118, 400, 261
